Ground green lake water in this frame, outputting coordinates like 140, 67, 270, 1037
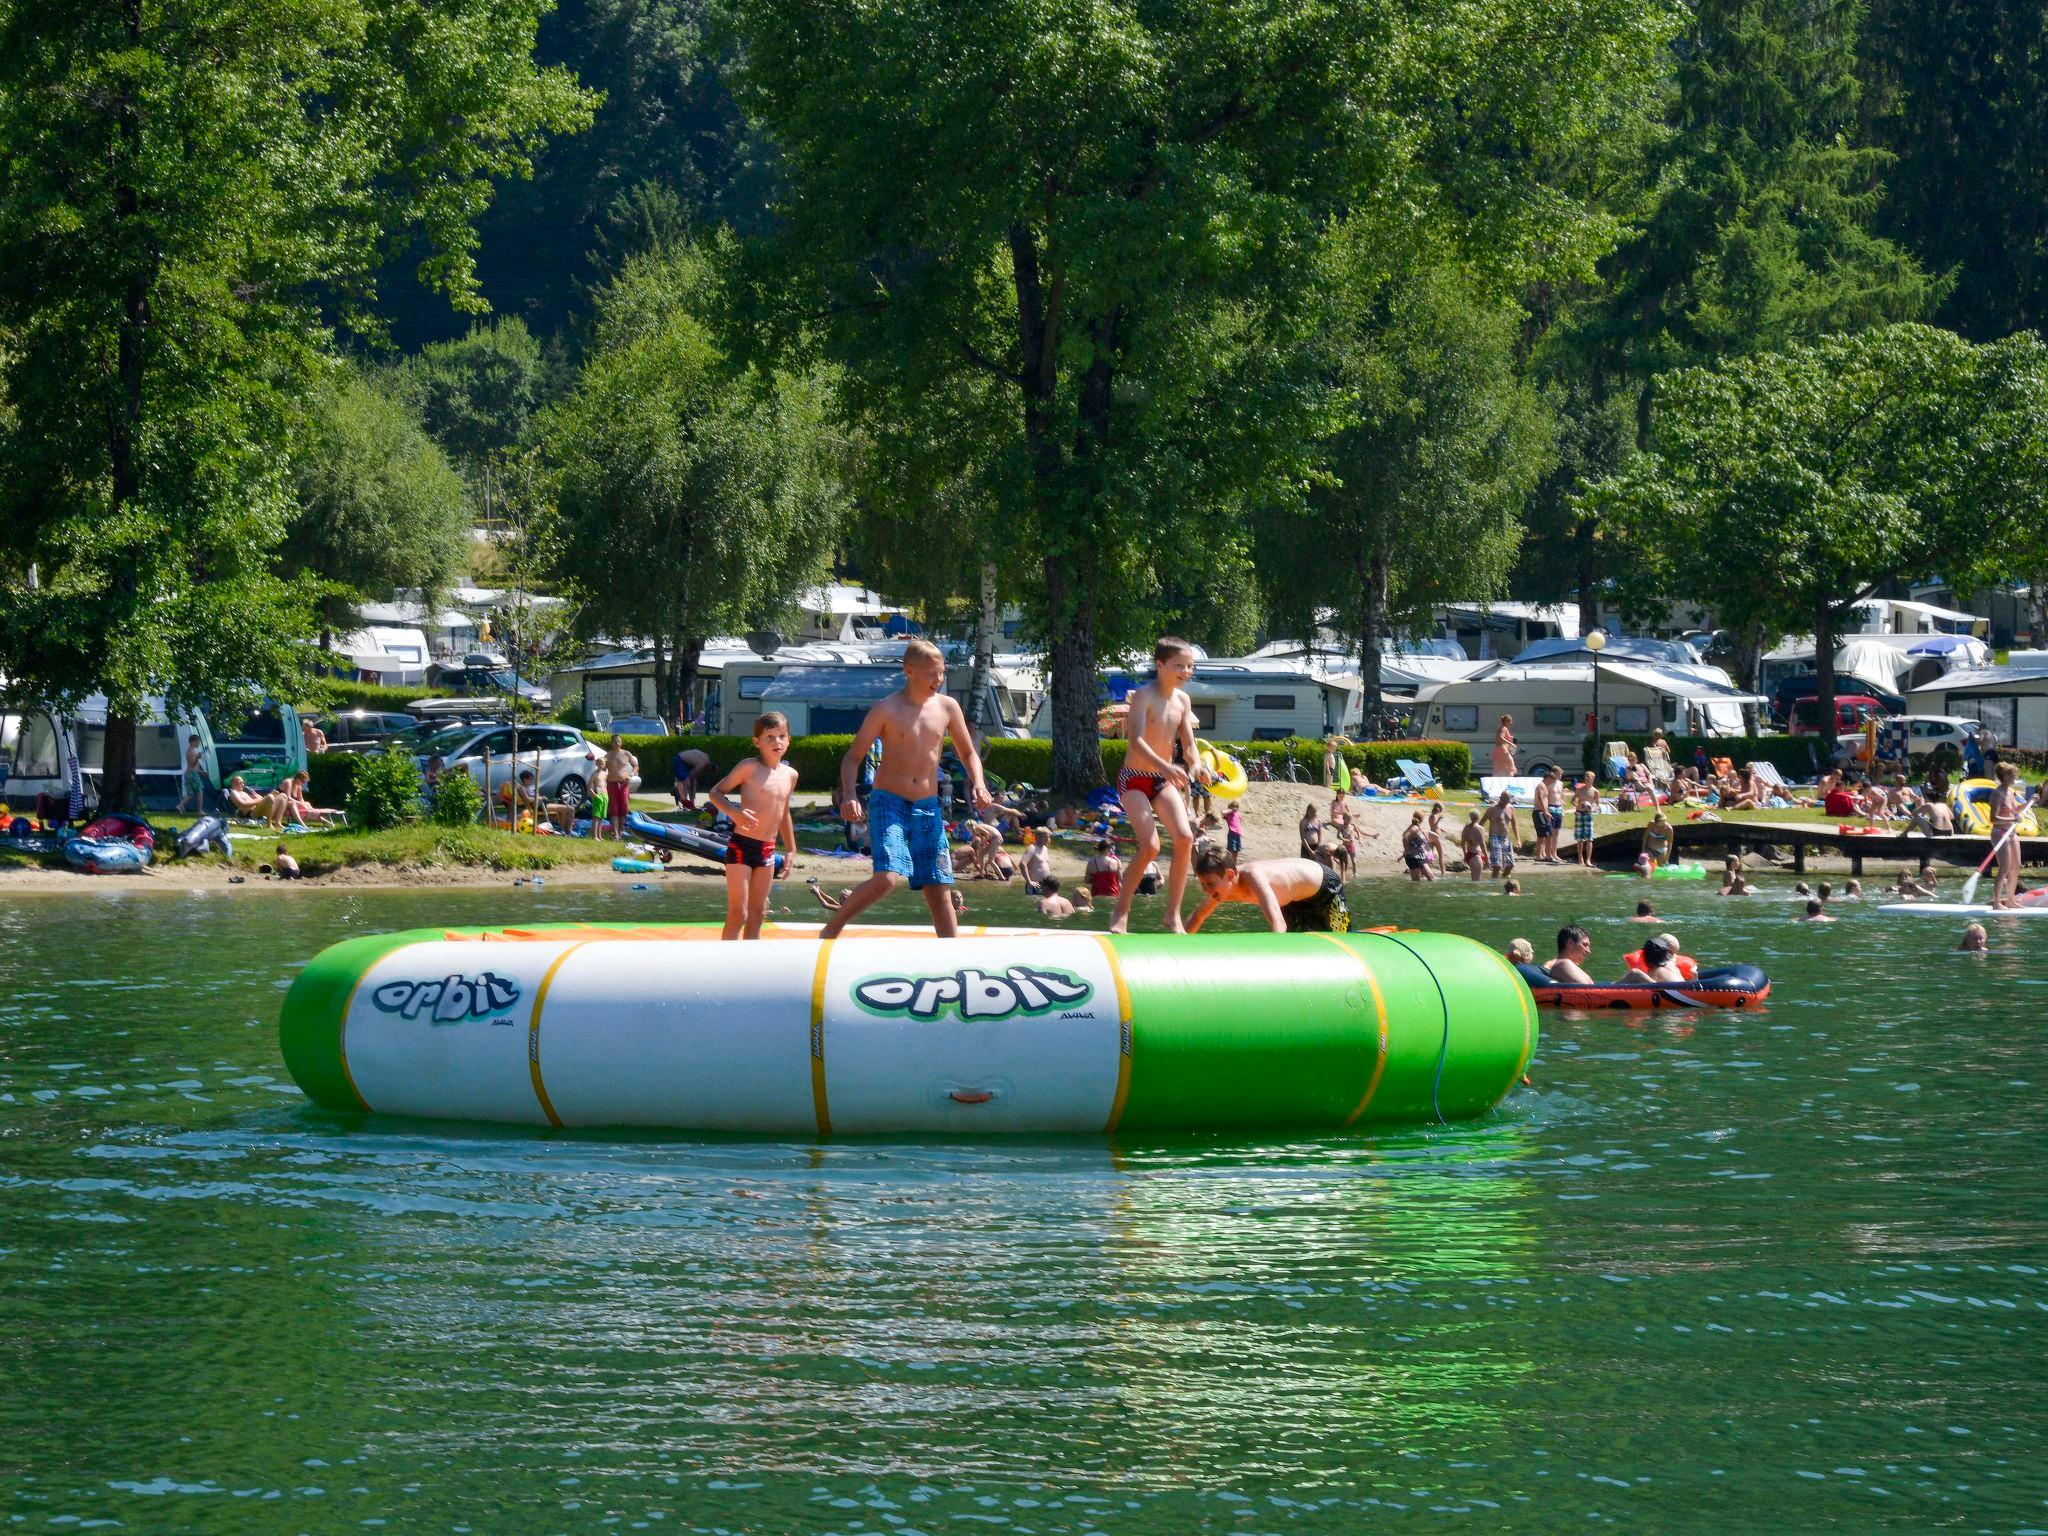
3, 873, 2046, 1533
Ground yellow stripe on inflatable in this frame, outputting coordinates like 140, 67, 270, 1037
1312, 933, 1390, 1127
333, 960, 383, 1114
1095, 934, 1135, 1133
526, 942, 587, 1129
809, 941, 834, 1136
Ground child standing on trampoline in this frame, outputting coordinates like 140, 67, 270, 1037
821, 639, 992, 939
705, 712, 799, 941
1109, 636, 1211, 934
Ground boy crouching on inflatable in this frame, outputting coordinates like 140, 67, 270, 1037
822, 639, 992, 939
1109, 636, 1211, 934
706, 711, 800, 940
1184, 849, 1350, 934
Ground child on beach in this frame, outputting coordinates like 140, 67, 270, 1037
1108, 637, 1210, 934
1572, 772, 1599, 869
1185, 849, 1349, 934
1223, 802, 1244, 854
273, 844, 301, 879
1459, 809, 1487, 880
822, 639, 992, 939
705, 712, 799, 940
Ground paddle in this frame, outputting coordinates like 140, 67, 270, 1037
1962, 812, 2026, 906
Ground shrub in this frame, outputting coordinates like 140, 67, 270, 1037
430, 769, 486, 827
303, 680, 439, 714
347, 744, 424, 830
306, 750, 361, 809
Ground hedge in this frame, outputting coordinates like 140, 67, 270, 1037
1582, 732, 1825, 781
304, 681, 439, 714
613, 733, 1472, 795
307, 750, 363, 808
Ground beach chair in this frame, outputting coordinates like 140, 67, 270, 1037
1393, 758, 1438, 794
1600, 742, 1629, 784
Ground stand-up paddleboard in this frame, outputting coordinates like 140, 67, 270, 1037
624, 809, 787, 874
278, 922, 1537, 1135
1877, 901, 2048, 916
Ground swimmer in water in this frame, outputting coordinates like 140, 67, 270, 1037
1796, 897, 1835, 923
1630, 899, 1658, 923
1957, 922, 1988, 952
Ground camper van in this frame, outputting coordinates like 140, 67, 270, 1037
0, 696, 304, 816
1417, 663, 1765, 775
715, 659, 1027, 738
1026, 664, 1359, 741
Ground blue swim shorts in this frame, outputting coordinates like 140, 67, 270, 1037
870, 788, 954, 889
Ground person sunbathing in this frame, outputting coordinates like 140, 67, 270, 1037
275, 772, 343, 828
223, 775, 279, 823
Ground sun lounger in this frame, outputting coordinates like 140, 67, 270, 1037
1393, 759, 1438, 793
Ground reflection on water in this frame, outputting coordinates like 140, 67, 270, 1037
2, 879, 2046, 1530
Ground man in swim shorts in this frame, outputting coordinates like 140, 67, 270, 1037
1184, 849, 1349, 934
1483, 791, 1519, 878
821, 639, 992, 939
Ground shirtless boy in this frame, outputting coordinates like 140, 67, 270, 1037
1573, 771, 1599, 867
705, 711, 799, 940
821, 639, 992, 938
1185, 849, 1349, 934
1109, 637, 1210, 933
1531, 767, 1561, 863
603, 735, 639, 841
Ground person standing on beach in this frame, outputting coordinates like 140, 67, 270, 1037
821, 639, 992, 939
1483, 791, 1519, 878
603, 734, 638, 840
1573, 771, 1599, 867
1108, 637, 1209, 934
1531, 767, 1561, 863
1492, 715, 1517, 778
176, 733, 207, 814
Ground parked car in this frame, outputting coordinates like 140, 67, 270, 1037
1893, 714, 1979, 760
310, 710, 419, 752
426, 659, 550, 709
1789, 694, 1888, 736
1770, 672, 1907, 724
416, 722, 640, 807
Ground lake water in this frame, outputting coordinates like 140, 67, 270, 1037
3, 874, 2045, 1533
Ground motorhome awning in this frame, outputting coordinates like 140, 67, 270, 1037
1600, 661, 1768, 705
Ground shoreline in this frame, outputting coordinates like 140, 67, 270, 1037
0, 778, 1932, 894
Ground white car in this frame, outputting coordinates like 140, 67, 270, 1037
1837, 713, 1978, 764
415, 722, 641, 807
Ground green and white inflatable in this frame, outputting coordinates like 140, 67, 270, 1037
279, 922, 1536, 1134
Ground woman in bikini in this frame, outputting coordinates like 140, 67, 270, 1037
1492, 715, 1517, 779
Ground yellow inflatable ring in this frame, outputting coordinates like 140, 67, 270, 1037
1200, 746, 1248, 801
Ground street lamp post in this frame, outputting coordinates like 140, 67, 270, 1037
1586, 628, 1607, 776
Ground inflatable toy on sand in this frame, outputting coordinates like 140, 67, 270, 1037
279, 923, 1536, 1135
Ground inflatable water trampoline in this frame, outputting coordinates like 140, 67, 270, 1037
279, 922, 1537, 1135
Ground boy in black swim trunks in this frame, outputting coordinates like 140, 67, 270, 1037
705, 712, 799, 940
1110, 636, 1210, 934
1184, 849, 1350, 934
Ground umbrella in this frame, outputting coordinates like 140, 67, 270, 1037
1905, 634, 1973, 656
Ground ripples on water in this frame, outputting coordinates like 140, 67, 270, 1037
2, 881, 2044, 1532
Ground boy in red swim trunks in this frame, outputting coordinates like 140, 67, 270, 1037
1109, 636, 1209, 934
705, 712, 799, 940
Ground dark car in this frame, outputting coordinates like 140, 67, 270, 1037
1769, 673, 1906, 725
425, 661, 551, 710
312, 710, 420, 752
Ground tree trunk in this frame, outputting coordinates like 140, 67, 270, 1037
1812, 603, 1837, 764
1730, 622, 1764, 738
1360, 545, 1389, 715
1574, 515, 1600, 640
650, 633, 669, 726
968, 561, 998, 737
1044, 559, 1102, 796
670, 637, 703, 734
2029, 577, 2048, 648
99, 0, 148, 815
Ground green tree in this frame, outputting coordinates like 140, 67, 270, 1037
285, 368, 470, 641
1587, 325, 2048, 740
1258, 260, 1553, 709
1859, 0, 2048, 341
0, 0, 590, 810
730, 0, 1671, 793
542, 239, 847, 723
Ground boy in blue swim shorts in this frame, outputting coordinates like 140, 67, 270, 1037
820, 638, 992, 938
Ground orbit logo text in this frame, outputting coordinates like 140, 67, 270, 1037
371, 972, 522, 1025
851, 966, 1094, 1022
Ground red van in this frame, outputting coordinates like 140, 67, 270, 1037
1788, 695, 1885, 736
